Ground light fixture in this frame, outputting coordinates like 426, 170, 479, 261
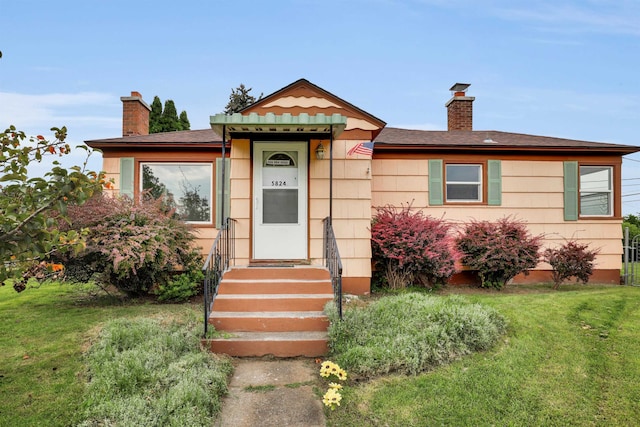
315, 143, 325, 160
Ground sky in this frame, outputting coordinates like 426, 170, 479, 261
2, 0, 640, 213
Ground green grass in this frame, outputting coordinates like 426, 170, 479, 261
326, 285, 640, 426
326, 293, 507, 377
0, 281, 219, 427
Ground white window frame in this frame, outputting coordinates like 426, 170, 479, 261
445, 164, 483, 202
579, 165, 613, 217
140, 162, 213, 224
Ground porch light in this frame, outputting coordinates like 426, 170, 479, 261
315, 143, 325, 160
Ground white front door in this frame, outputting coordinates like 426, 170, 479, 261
253, 142, 308, 260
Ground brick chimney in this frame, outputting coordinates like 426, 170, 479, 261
120, 91, 151, 136
445, 83, 474, 131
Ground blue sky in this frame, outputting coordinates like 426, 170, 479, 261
2, 0, 640, 213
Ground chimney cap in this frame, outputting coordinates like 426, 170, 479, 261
449, 83, 471, 94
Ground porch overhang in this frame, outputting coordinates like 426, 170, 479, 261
210, 112, 348, 140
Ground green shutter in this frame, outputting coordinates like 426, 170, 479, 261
564, 161, 579, 221
428, 159, 444, 206
120, 157, 134, 199
487, 160, 502, 206
216, 157, 231, 228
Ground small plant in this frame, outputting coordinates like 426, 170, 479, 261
156, 269, 204, 302
543, 240, 599, 290
371, 204, 458, 289
319, 360, 348, 410
456, 217, 542, 289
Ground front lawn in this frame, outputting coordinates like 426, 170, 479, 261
0, 281, 225, 427
326, 285, 640, 426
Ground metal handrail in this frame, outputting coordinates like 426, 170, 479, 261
323, 217, 343, 319
202, 217, 236, 337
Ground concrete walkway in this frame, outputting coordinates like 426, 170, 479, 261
215, 358, 326, 427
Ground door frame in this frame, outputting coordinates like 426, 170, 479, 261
252, 141, 308, 260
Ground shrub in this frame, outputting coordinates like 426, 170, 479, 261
79, 317, 233, 426
456, 217, 542, 289
326, 293, 507, 377
156, 269, 204, 302
543, 240, 599, 290
55, 194, 202, 296
371, 205, 458, 289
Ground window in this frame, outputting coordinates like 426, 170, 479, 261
580, 165, 612, 216
428, 159, 501, 206
140, 162, 213, 223
446, 164, 482, 202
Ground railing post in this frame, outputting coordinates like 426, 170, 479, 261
202, 218, 236, 337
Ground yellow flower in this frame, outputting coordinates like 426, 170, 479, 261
322, 388, 342, 410
329, 382, 343, 390
337, 369, 347, 381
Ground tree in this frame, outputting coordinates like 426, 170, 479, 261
623, 214, 640, 242
148, 97, 190, 133
179, 110, 190, 131
224, 84, 263, 114
149, 96, 163, 134
0, 125, 107, 291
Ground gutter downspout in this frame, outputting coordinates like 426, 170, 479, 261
221, 125, 226, 226
329, 125, 333, 225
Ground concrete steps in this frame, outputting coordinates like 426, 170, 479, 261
205, 266, 333, 357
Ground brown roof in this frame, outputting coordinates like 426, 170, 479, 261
374, 127, 639, 154
86, 128, 223, 149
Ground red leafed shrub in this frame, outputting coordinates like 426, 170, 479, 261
54, 193, 202, 296
456, 217, 542, 289
371, 205, 458, 289
543, 240, 599, 290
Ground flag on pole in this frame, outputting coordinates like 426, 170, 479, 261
347, 142, 374, 157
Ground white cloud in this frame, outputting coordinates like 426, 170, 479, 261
494, 2, 640, 36
0, 91, 119, 130
1, 91, 121, 178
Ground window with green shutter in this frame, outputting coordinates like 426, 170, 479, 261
563, 161, 579, 221
428, 159, 443, 205
487, 160, 502, 206
119, 157, 134, 199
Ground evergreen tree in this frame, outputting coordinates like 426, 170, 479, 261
161, 100, 179, 132
224, 84, 263, 114
149, 97, 190, 133
179, 111, 190, 131
149, 96, 163, 133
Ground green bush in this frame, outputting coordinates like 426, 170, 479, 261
79, 317, 233, 427
55, 194, 202, 296
156, 270, 204, 302
326, 293, 507, 377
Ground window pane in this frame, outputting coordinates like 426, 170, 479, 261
580, 166, 611, 192
141, 163, 212, 223
580, 192, 611, 216
447, 165, 480, 182
447, 184, 480, 201
579, 166, 612, 216
446, 164, 481, 201
263, 189, 298, 224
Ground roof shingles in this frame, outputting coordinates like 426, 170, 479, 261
374, 127, 638, 153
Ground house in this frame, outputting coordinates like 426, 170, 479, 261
87, 79, 637, 356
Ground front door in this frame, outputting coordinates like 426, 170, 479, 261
253, 142, 308, 260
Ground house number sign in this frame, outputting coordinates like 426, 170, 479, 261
263, 151, 298, 188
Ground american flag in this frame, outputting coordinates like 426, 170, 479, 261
347, 142, 374, 157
